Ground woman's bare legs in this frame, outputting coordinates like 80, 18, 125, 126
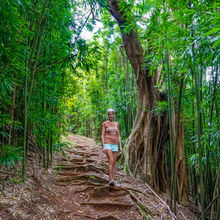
112, 152, 117, 180
106, 150, 117, 181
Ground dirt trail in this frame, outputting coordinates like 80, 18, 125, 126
0, 135, 197, 219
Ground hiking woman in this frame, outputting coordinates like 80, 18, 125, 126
101, 109, 123, 186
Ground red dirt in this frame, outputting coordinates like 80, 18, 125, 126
0, 135, 198, 219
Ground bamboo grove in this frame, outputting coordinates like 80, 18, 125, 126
0, 0, 90, 172
0, 0, 219, 219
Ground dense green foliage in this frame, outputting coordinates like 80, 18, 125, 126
0, 0, 81, 169
66, 29, 137, 142
65, 1, 220, 218
138, 1, 220, 216
0, 0, 219, 218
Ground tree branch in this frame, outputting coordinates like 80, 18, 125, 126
36, 54, 77, 73
108, 0, 155, 106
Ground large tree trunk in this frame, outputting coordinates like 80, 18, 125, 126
108, 0, 187, 198
108, 0, 168, 191
173, 112, 188, 202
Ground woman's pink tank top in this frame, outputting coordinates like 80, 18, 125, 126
102, 121, 119, 145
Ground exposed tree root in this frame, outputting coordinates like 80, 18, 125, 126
54, 164, 108, 175
74, 145, 87, 148
92, 186, 110, 197
56, 161, 87, 166
55, 176, 78, 182
69, 158, 96, 163
65, 150, 99, 157
54, 180, 106, 187
80, 201, 134, 207
109, 185, 142, 194
96, 215, 121, 220
128, 190, 153, 219
109, 191, 128, 197
64, 149, 77, 154
55, 171, 79, 176
75, 186, 94, 193
55, 174, 108, 184
56, 211, 96, 219
54, 165, 89, 171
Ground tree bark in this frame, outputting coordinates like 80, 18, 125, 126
172, 112, 188, 202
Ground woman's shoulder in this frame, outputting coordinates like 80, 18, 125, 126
113, 121, 119, 127
102, 121, 118, 126
102, 121, 108, 126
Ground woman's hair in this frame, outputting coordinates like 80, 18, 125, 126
107, 108, 115, 115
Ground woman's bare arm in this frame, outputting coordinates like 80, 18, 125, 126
101, 123, 106, 152
117, 123, 123, 153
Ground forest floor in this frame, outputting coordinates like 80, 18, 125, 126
0, 135, 198, 220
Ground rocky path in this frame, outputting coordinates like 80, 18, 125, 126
0, 135, 197, 219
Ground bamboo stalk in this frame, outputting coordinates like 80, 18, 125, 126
8, 86, 16, 146
192, 47, 205, 219
22, 57, 28, 180
165, 47, 176, 212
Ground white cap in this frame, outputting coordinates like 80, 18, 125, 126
107, 108, 115, 113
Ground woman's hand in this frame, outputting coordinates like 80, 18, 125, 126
119, 147, 123, 155
102, 148, 106, 153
